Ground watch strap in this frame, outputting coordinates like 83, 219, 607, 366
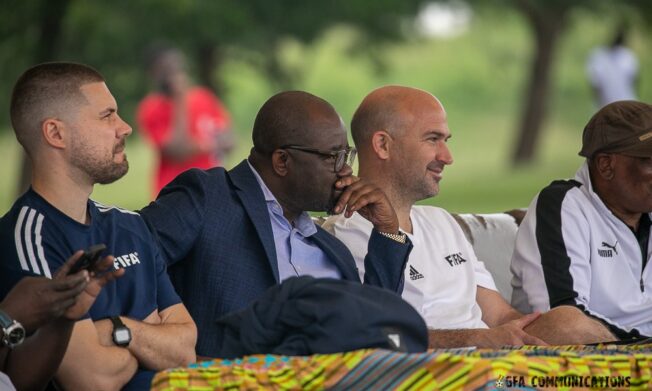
378, 230, 407, 244
0, 310, 13, 329
110, 316, 126, 329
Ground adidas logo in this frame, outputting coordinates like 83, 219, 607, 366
409, 265, 424, 280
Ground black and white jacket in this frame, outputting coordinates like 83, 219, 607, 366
510, 161, 652, 339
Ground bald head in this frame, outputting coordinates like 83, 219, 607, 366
252, 91, 344, 155
10, 62, 104, 155
351, 85, 445, 153
351, 86, 452, 205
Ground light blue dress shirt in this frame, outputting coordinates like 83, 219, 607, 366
247, 161, 342, 282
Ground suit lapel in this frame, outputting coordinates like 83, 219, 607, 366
311, 228, 359, 281
228, 160, 280, 282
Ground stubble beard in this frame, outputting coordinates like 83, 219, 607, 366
392, 166, 438, 206
70, 141, 129, 185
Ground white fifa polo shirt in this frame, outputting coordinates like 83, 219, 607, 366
329, 206, 496, 330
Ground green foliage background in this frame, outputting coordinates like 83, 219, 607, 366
0, 6, 650, 214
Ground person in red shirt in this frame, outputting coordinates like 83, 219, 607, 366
137, 46, 234, 197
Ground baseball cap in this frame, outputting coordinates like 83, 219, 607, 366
579, 100, 652, 158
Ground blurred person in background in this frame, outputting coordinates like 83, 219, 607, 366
587, 26, 639, 108
138, 45, 235, 197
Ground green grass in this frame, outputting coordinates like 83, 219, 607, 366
1, 9, 650, 215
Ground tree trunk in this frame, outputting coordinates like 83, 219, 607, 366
262, 41, 297, 90
16, 0, 70, 196
511, 1, 568, 165
197, 44, 222, 95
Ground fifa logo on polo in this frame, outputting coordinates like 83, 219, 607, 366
445, 252, 467, 267
113, 252, 141, 269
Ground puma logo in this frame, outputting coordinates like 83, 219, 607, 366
602, 241, 618, 255
598, 241, 618, 258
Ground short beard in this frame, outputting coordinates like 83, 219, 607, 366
392, 171, 436, 205
70, 151, 129, 185
69, 129, 130, 185
93, 160, 129, 184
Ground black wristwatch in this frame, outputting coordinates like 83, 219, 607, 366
0, 309, 25, 349
110, 316, 132, 347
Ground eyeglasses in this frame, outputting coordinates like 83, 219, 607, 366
281, 145, 357, 172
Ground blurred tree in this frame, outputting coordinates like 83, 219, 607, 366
508, 0, 650, 164
4, 0, 647, 177
510, 0, 575, 165
1, 0, 72, 196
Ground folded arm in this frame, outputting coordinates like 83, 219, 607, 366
95, 303, 196, 370
476, 286, 522, 327
428, 312, 546, 349
56, 319, 138, 391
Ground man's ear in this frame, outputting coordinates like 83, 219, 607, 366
42, 118, 67, 149
371, 130, 391, 160
594, 153, 616, 180
271, 149, 290, 176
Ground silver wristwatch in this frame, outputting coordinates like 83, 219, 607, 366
0, 309, 25, 349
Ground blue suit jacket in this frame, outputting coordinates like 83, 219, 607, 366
140, 160, 412, 357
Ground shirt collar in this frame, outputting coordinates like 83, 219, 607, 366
576, 160, 652, 224
246, 159, 317, 236
576, 160, 614, 218
247, 159, 276, 202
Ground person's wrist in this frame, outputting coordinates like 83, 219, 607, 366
374, 221, 400, 235
51, 316, 75, 328
110, 316, 132, 347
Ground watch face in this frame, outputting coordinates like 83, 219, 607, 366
114, 328, 131, 343
9, 327, 25, 344
3, 321, 25, 348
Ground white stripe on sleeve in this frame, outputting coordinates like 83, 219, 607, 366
34, 213, 51, 278
24, 208, 42, 275
14, 206, 30, 272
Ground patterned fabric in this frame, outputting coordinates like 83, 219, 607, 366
152, 344, 652, 390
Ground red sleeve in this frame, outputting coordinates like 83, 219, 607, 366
136, 95, 173, 147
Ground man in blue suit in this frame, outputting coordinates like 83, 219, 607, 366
140, 91, 413, 357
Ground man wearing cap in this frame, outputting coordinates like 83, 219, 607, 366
511, 100, 652, 341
